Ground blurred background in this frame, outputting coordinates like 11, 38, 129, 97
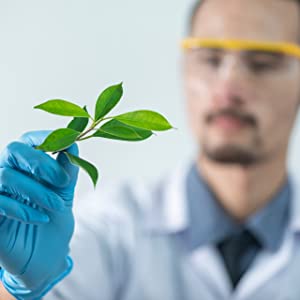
1, 0, 300, 198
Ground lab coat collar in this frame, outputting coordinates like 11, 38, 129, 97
288, 173, 300, 232
143, 157, 191, 233
144, 156, 300, 236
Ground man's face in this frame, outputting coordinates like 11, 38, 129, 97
183, 0, 300, 166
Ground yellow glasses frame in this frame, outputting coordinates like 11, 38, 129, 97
181, 38, 300, 59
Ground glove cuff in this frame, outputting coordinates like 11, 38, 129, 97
0, 256, 73, 300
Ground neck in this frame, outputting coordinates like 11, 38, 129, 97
197, 150, 288, 222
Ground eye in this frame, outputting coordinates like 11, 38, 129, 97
245, 52, 284, 73
248, 61, 275, 73
204, 55, 221, 67
187, 48, 223, 68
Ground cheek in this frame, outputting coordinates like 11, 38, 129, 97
185, 75, 213, 135
255, 75, 300, 148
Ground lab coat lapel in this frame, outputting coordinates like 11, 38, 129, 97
186, 244, 232, 298
235, 174, 300, 299
160, 160, 232, 297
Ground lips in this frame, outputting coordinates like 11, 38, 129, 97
212, 115, 246, 130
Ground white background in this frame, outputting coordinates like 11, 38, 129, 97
1, 0, 299, 198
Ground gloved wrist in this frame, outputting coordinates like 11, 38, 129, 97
0, 256, 73, 300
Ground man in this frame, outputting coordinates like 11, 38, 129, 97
0, 0, 300, 299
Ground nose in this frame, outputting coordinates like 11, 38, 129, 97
213, 54, 246, 108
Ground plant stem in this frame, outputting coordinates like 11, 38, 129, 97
76, 116, 114, 140
77, 135, 94, 141
77, 126, 94, 140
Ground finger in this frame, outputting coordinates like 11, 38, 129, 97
0, 194, 50, 224
0, 167, 65, 212
0, 141, 70, 188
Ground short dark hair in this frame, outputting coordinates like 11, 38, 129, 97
188, 0, 204, 34
188, 0, 300, 35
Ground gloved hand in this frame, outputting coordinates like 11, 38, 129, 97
0, 130, 79, 300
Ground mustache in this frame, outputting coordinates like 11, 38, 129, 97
206, 108, 257, 127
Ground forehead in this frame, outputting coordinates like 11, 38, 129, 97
192, 0, 300, 43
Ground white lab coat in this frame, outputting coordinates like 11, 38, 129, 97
46, 159, 300, 300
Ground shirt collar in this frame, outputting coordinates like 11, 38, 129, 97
246, 179, 291, 251
185, 160, 291, 252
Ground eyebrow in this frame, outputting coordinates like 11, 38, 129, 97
191, 47, 224, 54
191, 47, 286, 58
241, 50, 285, 59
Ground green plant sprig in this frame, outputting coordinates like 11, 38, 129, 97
33, 82, 176, 187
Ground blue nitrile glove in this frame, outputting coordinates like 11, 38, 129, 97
0, 130, 79, 300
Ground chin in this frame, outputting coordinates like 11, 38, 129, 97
202, 144, 259, 166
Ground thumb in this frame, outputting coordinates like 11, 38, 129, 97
20, 130, 80, 190
19, 130, 52, 146
56, 143, 79, 188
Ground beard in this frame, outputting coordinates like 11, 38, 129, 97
202, 143, 258, 166
200, 132, 265, 167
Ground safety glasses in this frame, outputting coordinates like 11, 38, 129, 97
180, 38, 300, 59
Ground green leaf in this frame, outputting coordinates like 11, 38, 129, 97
34, 100, 90, 118
95, 82, 123, 121
67, 106, 89, 132
93, 119, 153, 141
35, 128, 81, 152
64, 152, 99, 187
114, 110, 173, 131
